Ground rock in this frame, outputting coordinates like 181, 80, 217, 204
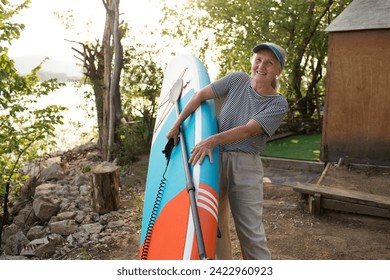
81, 223, 104, 235
75, 211, 87, 224
99, 213, 112, 225
1, 224, 21, 242
55, 184, 70, 197
107, 220, 125, 229
50, 220, 79, 235
79, 185, 90, 196
20, 234, 65, 258
66, 235, 76, 246
56, 211, 77, 221
33, 198, 60, 222
41, 162, 63, 181
77, 196, 92, 211
34, 183, 58, 199
1, 142, 135, 259
12, 205, 35, 227
26, 225, 46, 240
19, 176, 38, 201
45, 156, 61, 166
4, 231, 30, 255
74, 174, 89, 187
71, 231, 89, 246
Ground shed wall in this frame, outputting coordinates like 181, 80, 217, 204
321, 30, 390, 165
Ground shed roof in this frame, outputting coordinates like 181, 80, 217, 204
325, 0, 390, 32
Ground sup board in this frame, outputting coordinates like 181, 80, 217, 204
139, 54, 219, 260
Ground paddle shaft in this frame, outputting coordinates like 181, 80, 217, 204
174, 102, 209, 260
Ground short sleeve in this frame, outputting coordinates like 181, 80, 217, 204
252, 97, 288, 137
211, 72, 248, 99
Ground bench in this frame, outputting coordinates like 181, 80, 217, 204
292, 183, 390, 219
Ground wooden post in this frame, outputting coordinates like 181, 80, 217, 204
309, 193, 321, 216
91, 162, 120, 214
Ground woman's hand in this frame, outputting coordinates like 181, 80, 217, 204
166, 124, 180, 146
189, 137, 215, 165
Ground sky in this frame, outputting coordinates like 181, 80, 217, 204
8, 0, 165, 62
8, 0, 219, 79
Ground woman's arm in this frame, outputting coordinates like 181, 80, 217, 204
166, 85, 215, 146
189, 119, 265, 165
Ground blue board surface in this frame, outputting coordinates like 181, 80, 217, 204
139, 55, 219, 260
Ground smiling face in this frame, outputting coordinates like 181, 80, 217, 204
251, 49, 282, 86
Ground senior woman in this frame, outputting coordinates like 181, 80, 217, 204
167, 42, 288, 260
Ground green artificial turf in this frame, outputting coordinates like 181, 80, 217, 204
262, 134, 321, 162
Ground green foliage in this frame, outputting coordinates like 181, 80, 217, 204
111, 122, 148, 166
0, 0, 66, 204
161, 0, 352, 133
118, 32, 165, 157
82, 165, 91, 173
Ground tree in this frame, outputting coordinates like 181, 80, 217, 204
161, 0, 352, 133
68, 2, 164, 162
70, 39, 105, 148
102, 0, 123, 161
0, 0, 66, 243
69, 0, 123, 161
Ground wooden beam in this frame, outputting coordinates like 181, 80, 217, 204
292, 183, 390, 218
293, 183, 390, 210
321, 198, 390, 219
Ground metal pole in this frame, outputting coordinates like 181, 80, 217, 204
169, 78, 209, 259
174, 102, 208, 260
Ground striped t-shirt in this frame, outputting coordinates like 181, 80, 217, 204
210, 72, 288, 154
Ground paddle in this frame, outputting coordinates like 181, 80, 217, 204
169, 78, 210, 260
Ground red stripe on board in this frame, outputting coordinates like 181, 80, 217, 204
190, 183, 219, 259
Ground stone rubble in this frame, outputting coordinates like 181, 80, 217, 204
0, 142, 136, 260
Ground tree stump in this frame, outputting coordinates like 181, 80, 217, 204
91, 162, 120, 214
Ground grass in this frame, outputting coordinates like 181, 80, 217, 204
262, 134, 321, 162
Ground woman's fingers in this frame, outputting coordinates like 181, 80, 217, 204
189, 143, 213, 165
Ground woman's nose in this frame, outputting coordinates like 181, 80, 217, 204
257, 62, 265, 70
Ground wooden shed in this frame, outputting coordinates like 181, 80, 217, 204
321, 0, 390, 166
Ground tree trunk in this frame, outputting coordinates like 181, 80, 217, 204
102, 0, 112, 161
108, 0, 123, 161
102, 0, 123, 161
91, 162, 120, 214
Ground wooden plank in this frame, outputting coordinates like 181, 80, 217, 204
293, 183, 390, 210
321, 198, 390, 219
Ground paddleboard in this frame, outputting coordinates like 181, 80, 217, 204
139, 54, 219, 260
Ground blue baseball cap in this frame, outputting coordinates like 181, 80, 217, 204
253, 43, 285, 68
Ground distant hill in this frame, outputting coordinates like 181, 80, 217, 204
13, 56, 83, 81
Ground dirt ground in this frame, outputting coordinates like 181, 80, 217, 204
86, 155, 390, 260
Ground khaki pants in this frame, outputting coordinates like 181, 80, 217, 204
216, 152, 271, 260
